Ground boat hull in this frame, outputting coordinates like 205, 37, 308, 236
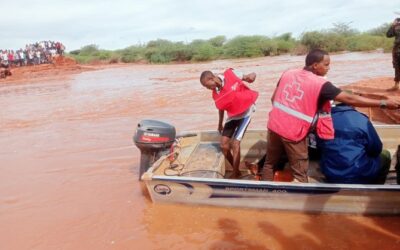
145, 176, 400, 214
139, 126, 400, 215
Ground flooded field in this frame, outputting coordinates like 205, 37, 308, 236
0, 52, 399, 249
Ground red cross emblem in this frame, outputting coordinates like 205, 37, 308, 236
283, 80, 304, 102
231, 82, 239, 91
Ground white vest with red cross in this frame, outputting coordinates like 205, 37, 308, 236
212, 68, 258, 117
267, 69, 334, 142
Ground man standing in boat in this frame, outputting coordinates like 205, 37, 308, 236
387, 17, 400, 90
200, 69, 258, 178
262, 49, 400, 183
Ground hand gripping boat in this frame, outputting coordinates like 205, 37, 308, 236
133, 119, 400, 215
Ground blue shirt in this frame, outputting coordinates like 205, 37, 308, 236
318, 104, 382, 184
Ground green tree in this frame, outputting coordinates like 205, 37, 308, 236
224, 35, 266, 58
331, 22, 359, 37
208, 36, 226, 47
119, 45, 144, 63
300, 31, 327, 50
367, 23, 391, 36
79, 44, 99, 56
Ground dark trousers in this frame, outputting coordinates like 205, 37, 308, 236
392, 45, 400, 82
374, 149, 391, 184
262, 130, 309, 182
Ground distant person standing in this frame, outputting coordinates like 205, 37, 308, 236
387, 17, 400, 90
200, 69, 258, 178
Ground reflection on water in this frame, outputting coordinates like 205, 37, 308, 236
0, 52, 399, 249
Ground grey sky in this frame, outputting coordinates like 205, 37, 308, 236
0, 0, 398, 51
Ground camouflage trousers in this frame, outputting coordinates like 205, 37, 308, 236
393, 45, 400, 82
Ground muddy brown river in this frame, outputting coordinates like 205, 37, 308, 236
1, 52, 399, 249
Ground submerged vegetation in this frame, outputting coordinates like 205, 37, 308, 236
68, 22, 394, 64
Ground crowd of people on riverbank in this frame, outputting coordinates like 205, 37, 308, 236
0, 41, 65, 78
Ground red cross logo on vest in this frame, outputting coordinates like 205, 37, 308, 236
231, 82, 239, 91
283, 80, 304, 103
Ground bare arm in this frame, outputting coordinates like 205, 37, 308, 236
334, 91, 400, 109
218, 110, 224, 133
242, 72, 256, 83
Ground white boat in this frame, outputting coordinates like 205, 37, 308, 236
134, 120, 400, 215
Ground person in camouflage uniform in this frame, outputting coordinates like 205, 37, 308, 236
387, 18, 400, 90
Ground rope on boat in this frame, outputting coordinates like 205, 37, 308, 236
164, 138, 186, 176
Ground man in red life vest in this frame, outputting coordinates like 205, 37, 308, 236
200, 69, 258, 178
262, 49, 400, 183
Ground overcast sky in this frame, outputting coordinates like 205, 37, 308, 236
1, 0, 399, 51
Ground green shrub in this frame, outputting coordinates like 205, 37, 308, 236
208, 36, 226, 47
259, 39, 278, 56
224, 35, 267, 58
169, 43, 193, 61
68, 22, 396, 64
69, 49, 81, 55
381, 38, 394, 52
191, 43, 217, 61
331, 22, 359, 37
276, 33, 294, 41
119, 46, 145, 63
301, 31, 347, 52
70, 55, 92, 64
150, 53, 171, 63
300, 31, 327, 50
367, 23, 391, 36
346, 34, 391, 51
68, 44, 114, 63
324, 33, 347, 52
79, 44, 99, 56
291, 44, 308, 55
98, 51, 112, 60
276, 39, 295, 54
109, 57, 119, 64
143, 39, 193, 63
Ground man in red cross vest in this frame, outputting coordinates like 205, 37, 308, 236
200, 68, 258, 178
262, 49, 400, 183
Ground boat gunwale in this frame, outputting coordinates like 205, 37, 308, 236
180, 124, 400, 135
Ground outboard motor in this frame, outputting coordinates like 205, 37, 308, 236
133, 119, 176, 180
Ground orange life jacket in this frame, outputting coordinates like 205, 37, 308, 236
267, 69, 334, 141
212, 69, 258, 117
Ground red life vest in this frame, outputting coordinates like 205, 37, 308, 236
212, 69, 258, 117
267, 69, 334, 141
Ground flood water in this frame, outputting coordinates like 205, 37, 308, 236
0, 52, 399, 250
